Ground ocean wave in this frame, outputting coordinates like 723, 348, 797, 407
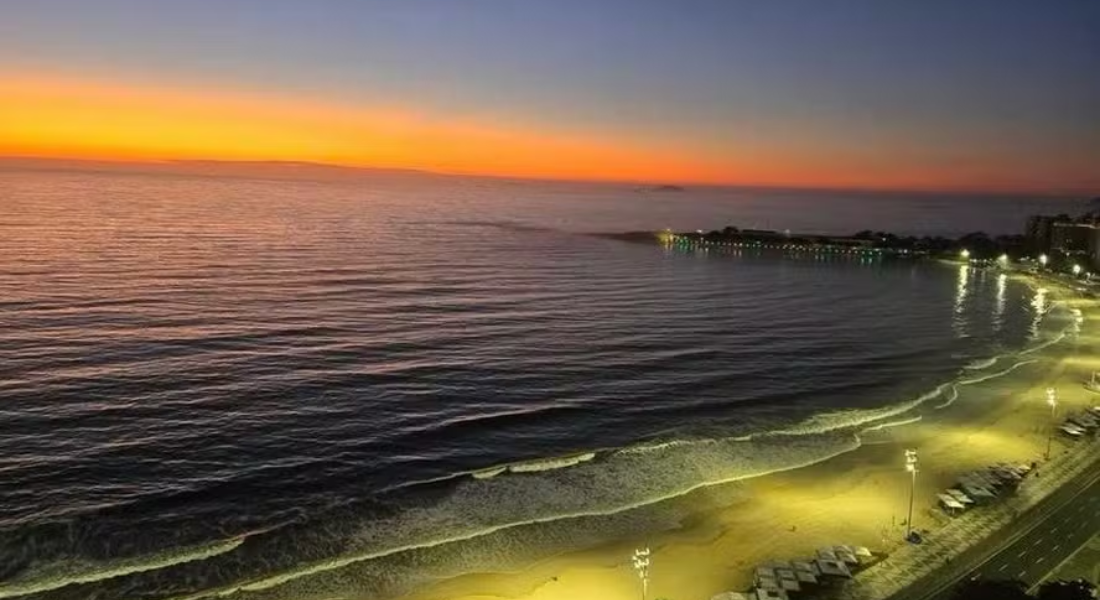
470, 452, 598, 479
168, 433, 860, 600
1020, 331, 1067, 356
933, 384, 960, 409
963, 357, 999, 371
0, 537, 245, 599
958, 358, 1038, 386
508, 452, 597, 473
228, 326, 1066, 600
860, 415, 923, 433
51, 300, 1082, 600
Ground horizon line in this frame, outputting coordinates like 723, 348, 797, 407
1, 155, 1094, 200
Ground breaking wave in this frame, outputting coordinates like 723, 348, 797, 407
0, 537, 246, 599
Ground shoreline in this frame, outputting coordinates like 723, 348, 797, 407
397, 272, 1098, 600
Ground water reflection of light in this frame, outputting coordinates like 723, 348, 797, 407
953, 265, 970, 335
1030, 286, 1048, 338
993, 272, 1006, 330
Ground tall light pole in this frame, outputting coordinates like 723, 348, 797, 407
1045, 388, 1058, 460
905, 449, 919, 541
632, 547, 650, 600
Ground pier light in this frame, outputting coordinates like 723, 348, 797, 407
960, 249, 970, 260
632, 547, 651, 600
904, 449, 919, 541
1039, 254, 1049, 267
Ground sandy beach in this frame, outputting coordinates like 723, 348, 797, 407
399, 272, 1100, 600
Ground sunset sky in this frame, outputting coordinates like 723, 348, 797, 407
1, 1, 1098, 192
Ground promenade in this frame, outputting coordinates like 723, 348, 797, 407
840, 436, 1100, 600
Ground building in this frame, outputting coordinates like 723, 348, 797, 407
1051, 222, 1096, 254
1025, 215, 1070, 255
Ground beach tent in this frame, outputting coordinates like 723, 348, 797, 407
795, 570, 818, 584
779, 579, 801, 593
1060, 424, 1085, 437
710, 593, 755, 600
792, 560, 820, 575
816, 547, 838, 561
754, 588, 789, 600
946, 489, 974, 505
815, 558, 852, 578
852, 546, 873, 559
756, 576, 780, 591
938, 493, 965, 515
755, 566, 776, 580
958, 479, 997, 501
1069, 413, 1097, 429
833, 546, 859, 565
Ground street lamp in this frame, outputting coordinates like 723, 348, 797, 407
632, 547, 651, 600
960, 249, 971, 260
904, 449, 919, 541
998, 253, 1009, 266
1072, 264, 1082, 276
1045, 388, 1058, 460
1039, 254, 1049, 268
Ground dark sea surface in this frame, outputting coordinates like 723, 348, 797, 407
0, 170, 1085, 599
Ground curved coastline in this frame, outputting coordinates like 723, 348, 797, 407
146, 276, 1078, 600
3, 271, 1073, 600
394, 271, 1092, 600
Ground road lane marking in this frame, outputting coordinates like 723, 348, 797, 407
1053, 544, 1061, 551
1017, 550, 1028, 558
998, 563, 1009, 572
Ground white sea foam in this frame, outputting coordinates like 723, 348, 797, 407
933, 384, 960, 409
0, 537, 246, 599
964, 357, 999, 371
860, 415, 923, 433
471, 466, 507, 480
169, 433, 860, 600
1020, 331, 1066, 356
958, 358, 1038, 386
507, 452, 596, 473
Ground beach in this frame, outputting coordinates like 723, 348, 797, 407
400, 273, 1099, 600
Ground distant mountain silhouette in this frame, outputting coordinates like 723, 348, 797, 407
0, 157, 438, 181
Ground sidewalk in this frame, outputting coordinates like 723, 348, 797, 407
839, 437, 1100, 600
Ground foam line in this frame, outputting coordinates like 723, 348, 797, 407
0, 537, 246, 599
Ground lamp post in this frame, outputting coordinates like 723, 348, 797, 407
1045, 388, 1058, 460
1073, 264, 1082, 277
632, 547, 650, 600
960, 249, 971, 261
1039, 254, 1049, 269
905, 449, 919, 541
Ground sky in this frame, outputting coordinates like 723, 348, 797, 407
1, 0, 1098, 192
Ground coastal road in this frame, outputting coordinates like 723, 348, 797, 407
885, 457, 1100, 600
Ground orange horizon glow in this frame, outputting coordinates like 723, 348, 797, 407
1, 72, 1095, 194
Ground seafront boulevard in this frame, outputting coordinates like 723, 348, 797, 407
843, 436, 1100, 600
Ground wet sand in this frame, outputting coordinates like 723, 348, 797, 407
400, 273, 1098, 600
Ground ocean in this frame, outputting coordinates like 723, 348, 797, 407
0, 169, 1085, 600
